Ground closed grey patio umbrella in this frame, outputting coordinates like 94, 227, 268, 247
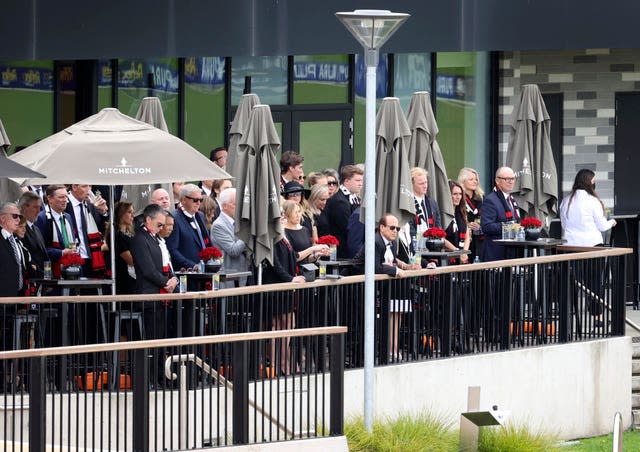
506, 84, 558, 222
120, 97, 175, 211
406, 91, 455, 227
235, 104, 283, 279
364, 97, 415, 227
228, 93, 260, 181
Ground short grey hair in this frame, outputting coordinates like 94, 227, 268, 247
18, 191, 41, 209
179, 183, 201, 200
218, 187, 236, 207
0, 202, 19, 215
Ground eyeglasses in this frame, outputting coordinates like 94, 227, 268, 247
385, 225, 401, 231
497, 177, 516, 182
186, 196, 204, 203
5, 213, 23, 220
327, 181, 338, 186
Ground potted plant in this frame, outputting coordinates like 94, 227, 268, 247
520, 217, 543, 240
199, 246, 223, 273
423, 227, 447, 252
317, 235, 340, 260
58, 252, 84, 279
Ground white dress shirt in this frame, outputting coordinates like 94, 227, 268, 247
560, 189, 615, 246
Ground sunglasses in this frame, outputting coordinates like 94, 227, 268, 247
5, 213, 23, 220
327, 181, 338, 186
156, 223, 165, 228
385, 225, 401, 231
186, 196, 204, 203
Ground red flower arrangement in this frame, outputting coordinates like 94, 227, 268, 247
59, 252, 84, 267
199, 246, 223, 261
423, 227, 446, 239
520, 217, 542, 229
317, 235, 340, 246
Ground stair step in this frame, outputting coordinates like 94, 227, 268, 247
633, 409, 640, 426
633, 376, 640, 392
633, 361, 640, 375
633, 343, 640, 358
633, 393, 640, 409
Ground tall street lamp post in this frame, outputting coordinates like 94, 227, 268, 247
335, 9, 409, 432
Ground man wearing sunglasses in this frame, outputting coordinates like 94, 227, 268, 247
166, 183, 212, 271
0, 202, 22, 297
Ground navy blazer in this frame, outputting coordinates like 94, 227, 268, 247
353, 232, 398, 277
35, 208, 77, 263
480, 190, 518, 262
166, 208, 210, 269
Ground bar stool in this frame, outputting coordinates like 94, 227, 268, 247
111, 310, 144, 389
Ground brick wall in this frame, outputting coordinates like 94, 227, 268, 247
499, 48, 640, 207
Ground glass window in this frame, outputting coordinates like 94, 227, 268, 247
436, 51, 490, 186
394, 53, 431, 111
184, 57, 226, 157
231, 56, 287, 106
117, 58, 179, 135
97, 59, 113, 110
353, 53, 388, 164
0, 60, 54, 151
293, 55, 349, 104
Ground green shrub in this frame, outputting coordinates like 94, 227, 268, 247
478, 424, 559, 452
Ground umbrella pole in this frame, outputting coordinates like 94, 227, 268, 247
110, 186, 116, 298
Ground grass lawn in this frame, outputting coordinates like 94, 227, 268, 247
561, 429, 640, 451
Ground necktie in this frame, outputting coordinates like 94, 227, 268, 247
8, 236, 23, 291
59, 215, 70, 248
192, 218, 206, 249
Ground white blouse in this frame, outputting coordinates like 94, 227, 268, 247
560, 190, 615, 246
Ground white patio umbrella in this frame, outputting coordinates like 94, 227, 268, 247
10, 107, 231, 293
119, 97, 176, 212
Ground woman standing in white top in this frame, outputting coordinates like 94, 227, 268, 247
560, 169, 616, 246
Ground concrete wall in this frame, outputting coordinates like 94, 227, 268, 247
499, 48, 640, 208
344, 337, 632, 440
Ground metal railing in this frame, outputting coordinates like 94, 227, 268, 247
0, 246, 631, 449
0, 327, 346, 451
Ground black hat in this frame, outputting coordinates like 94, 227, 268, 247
282, 181, 304, 196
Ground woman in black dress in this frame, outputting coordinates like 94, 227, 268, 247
282, 200, 329, 264
113, 202, 136, 295
444, 180, 471, 264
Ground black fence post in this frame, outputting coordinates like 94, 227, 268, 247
330, 333, 345, 436
500, 268, 512, 350
441, 274, 453, 357
559, 262, 571, 343
29, 357, 46, 452
133, 348, 149, 452
612, 256, 627, 336
232, 341, 249, 445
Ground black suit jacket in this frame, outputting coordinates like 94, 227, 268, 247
23, 223, 48, 276
353, 232, 398, 277
0, 229, 20, 297
262, 239, 297, 284
130, 226, 173, 295
325, 190, 356, 259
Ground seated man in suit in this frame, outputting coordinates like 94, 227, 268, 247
166, 183, 212, 271
210, 188, 248, 287
480, 166, 520, 262
354, 213, 420, 362
323, 164, 364, 258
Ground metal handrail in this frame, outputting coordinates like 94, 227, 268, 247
612, 411, 623, 452
165, 353, 294, 439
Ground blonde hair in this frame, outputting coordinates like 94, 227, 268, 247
307, 184, 330, 216
457, 167, 484, 198
282, 199, 301, 220
410, 167, 428, 182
